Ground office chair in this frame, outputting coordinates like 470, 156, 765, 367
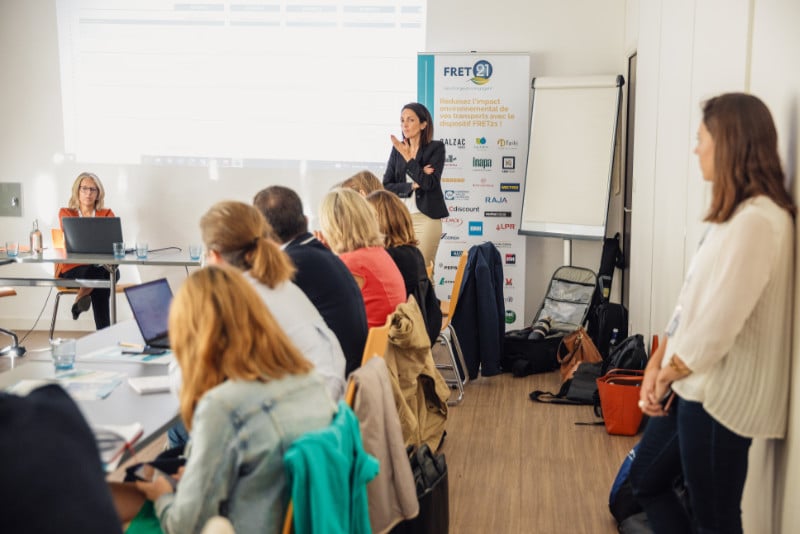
0, 287, 26, 358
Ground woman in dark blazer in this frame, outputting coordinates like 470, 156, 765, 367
382, 102, 448, 273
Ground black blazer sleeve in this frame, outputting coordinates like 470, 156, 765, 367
382, 140, 449, 219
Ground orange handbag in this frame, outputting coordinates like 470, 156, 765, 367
596, 369, 645, 436
556, 327, 602, 384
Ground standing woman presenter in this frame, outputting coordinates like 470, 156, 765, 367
56, 172, 117, 329
382, 102, 448, 272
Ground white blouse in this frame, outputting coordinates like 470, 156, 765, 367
663, 195, 794, 438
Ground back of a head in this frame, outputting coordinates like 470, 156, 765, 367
342, 170, 383, 196
366, 189, 418, 248
319, 188, 384, 254
702, 92, 794, 221
253, 185, 308, 243
169, 265, 313, 429
199, 200, 295, 287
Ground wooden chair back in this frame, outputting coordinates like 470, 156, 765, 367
283, 314, 392, 534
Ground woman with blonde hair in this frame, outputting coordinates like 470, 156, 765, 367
341, 170, 383, 196
199, 200, 346, 400
366, 190, 441, 345
318, 188, 405, 328
134, 265, 336, 533
56, 172, 117, 328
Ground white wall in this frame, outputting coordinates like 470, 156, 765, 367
0, 0, 628, 330
629, 0, 800, 531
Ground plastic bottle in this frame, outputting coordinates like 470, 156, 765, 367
609, 327, 620, 348
29, 219, 43, 255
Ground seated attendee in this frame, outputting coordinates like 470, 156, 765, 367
200, 201, 346, 400
366, 189, 442, 345
318, 188, 406, 328
56, 172, 117, 329
253, 185, 368, 376
122, 266, 337, 534
0, 384, 123, 534
341, 170, 384, 196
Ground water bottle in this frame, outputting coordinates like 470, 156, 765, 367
29, 219, 43, 255
609, 327, 620, 348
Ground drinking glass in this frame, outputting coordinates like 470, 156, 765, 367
188, 244, 202, 261
5, 241, 19, 258
50, 338, 77, 372
136, 242, 149, 260
113, 242, 126, 259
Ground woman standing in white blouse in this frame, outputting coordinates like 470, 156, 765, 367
629, 93, 795, 534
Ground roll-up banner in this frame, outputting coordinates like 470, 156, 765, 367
418, 53, 530, 330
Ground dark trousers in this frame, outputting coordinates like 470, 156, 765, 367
60, 265, 118, 330
629, 398, 751, 534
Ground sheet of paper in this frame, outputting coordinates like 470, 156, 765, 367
79, 346, 174, 365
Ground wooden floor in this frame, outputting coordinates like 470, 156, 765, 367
441, 371, 638, 533
4, 331, 638, 532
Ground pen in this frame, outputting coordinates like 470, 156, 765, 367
119, 342, 144, 350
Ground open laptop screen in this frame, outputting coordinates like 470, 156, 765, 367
62, 217, 123, 254
124, 279, 172, 345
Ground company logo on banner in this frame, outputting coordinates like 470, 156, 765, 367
419, 53, 529, 330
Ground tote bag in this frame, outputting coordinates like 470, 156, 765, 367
596, 369, 645, 436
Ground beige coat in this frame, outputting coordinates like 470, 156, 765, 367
352, 357, 419, 534
383, 296, 450, 451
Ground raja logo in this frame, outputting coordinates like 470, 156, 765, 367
485, 196, 508, 203
468, 221, 483, 236
496, 223, 516, 231
505, 253, 516, 264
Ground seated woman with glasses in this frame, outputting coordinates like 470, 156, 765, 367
115, 266, 337, 533
56, 172, 117, 329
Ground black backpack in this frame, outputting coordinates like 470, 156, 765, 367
588, 301, 629, 358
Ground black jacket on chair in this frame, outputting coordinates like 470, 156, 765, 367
451, 242, 505, 379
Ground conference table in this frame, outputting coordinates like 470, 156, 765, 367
0, 248, 201, 324
0, 320, 178, 455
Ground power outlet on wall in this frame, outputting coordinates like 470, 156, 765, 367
0, 182, 22, 217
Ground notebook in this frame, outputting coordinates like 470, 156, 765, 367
124, 278, 173, 349
62, 217, 124, 255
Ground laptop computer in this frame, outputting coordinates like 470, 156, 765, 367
124, 278, 173, 349
62, 217, 124, 255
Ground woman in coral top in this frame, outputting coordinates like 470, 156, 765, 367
57, 172, 116, 329
318, 188, 406, 328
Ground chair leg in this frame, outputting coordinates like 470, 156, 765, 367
49, 291, 64, 340
447, 324, 469, 387
435, 327, 466, 405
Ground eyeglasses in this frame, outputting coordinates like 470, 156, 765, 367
79, 186, 99, 194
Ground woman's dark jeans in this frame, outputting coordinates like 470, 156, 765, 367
629, 398, 751, 534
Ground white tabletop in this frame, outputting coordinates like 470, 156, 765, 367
0, 320, 179, 451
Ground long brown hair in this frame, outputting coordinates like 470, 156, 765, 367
200, 201, 295, 288
702, 93, 795, 222
169, 266, 312, 429
366, 189, 418, 248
